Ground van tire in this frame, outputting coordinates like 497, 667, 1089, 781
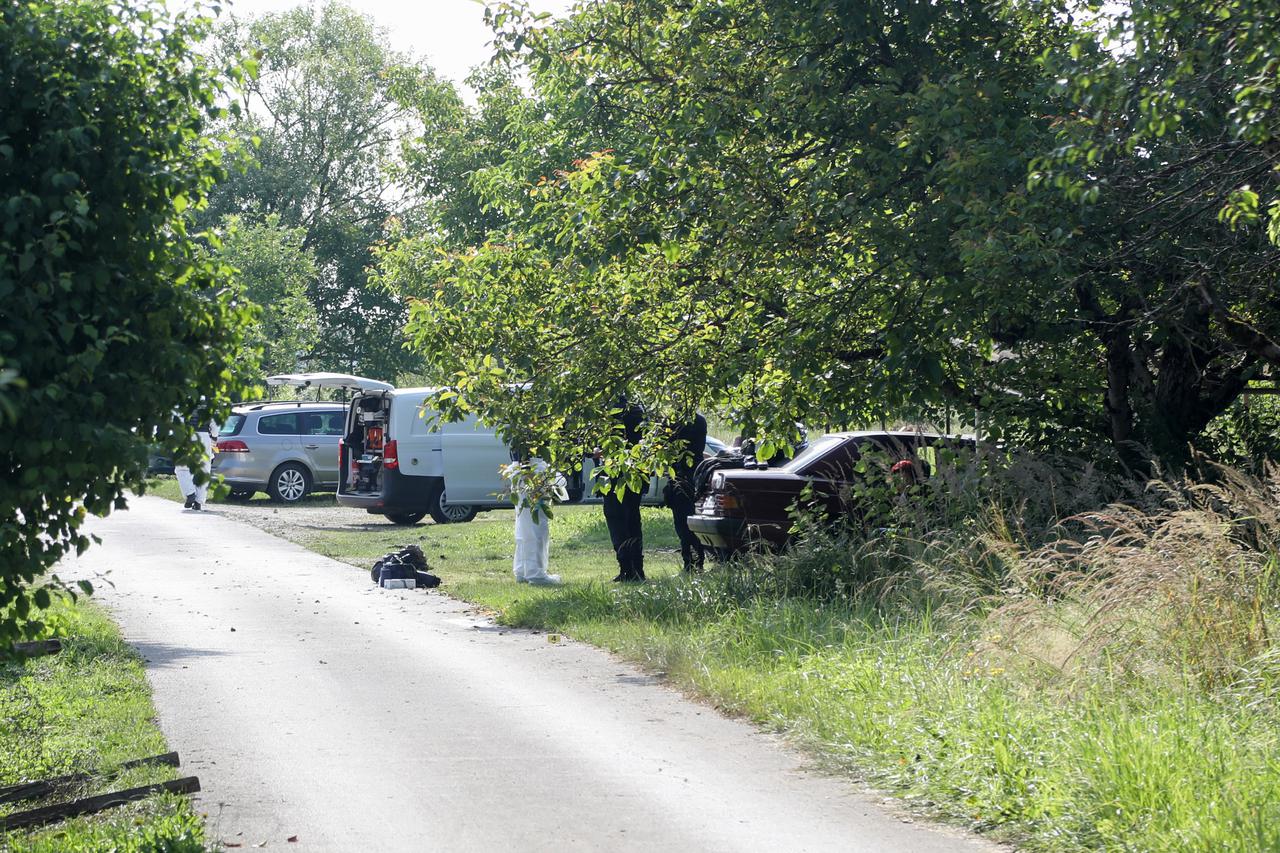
385, 511, 427, 526
267, 462, 311, 503
426, 481, 478, 524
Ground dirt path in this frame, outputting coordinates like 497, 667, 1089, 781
62, 497, 993, 852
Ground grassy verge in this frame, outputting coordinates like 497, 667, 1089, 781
1, 597, 205, 852
153, 482, 1280, 850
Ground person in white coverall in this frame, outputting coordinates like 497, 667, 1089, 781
513, 458, 568, 586
175, 422, 216, 511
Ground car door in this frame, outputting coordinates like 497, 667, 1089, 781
300, 410, 344, 487
440, 415, 510, 504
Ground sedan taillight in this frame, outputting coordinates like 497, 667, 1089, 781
700, 491, 743, 518
217, 439, 249, 453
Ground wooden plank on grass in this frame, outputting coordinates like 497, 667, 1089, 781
0, 776, 200, 832
0, 752, 181, 806
11, 639, 62, 657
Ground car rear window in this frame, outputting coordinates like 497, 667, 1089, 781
257, 413, 299, 435
300, 411, 344, 436
220, 414, 245, 437
781, 435, 844, 471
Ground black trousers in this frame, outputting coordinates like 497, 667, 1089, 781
603, 487, 644, 579
665, 478, 704, 569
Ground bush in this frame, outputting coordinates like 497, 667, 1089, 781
0, 0, 251, 647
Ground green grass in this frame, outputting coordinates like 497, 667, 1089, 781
1, 598, 205, 852
148, 483, 1280, 850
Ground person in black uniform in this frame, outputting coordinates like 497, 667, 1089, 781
663, 412, 707, 573
600, 399, 646, 582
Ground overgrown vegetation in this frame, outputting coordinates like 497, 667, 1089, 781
0, 598, 205, 851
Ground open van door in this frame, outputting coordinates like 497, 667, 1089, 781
267, 373, 394, 393
440, 415, 509, 504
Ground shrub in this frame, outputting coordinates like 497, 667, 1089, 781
0, 0, 251, 648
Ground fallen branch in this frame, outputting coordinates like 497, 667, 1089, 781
0, 776, 200, 832
11, 639, 61, 658
0, 752, 181, 806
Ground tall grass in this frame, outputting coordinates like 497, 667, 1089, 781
499, 454, 1280, 850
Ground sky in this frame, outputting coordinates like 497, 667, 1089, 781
216, 0, 576, 93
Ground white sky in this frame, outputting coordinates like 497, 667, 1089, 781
216, 0, 576, 93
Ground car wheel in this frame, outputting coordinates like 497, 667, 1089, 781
267, 463, 311, 503
426, 481, 478, 524
385, 511, 427, 526
226, 489, 255, 502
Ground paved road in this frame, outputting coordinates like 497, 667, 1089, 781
63, 497, 992, 852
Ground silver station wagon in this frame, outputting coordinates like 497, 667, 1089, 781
212, 402, 346, 502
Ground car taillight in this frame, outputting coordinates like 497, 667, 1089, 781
383, 439, 398, 470
217, 439, 249, 453
701, 491, 743, 517
338, 438, 344, 466
716, 493, 742, 515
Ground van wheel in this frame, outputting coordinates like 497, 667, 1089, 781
385, 511, 426, 526
268, 463, 311, 503
427, 482, 478, 524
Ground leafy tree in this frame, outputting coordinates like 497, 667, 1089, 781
398, 66, 575, 251
215, 214, 320, 377
207, 1, 457, 381
1029, 0, 1280, 466
385, 0, 1069, 470
0, 0, 251, 647
385, 0, 1280, 472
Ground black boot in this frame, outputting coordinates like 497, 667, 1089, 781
184, 493, 196, 508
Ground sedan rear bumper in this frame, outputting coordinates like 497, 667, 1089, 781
687, 514, 745, 549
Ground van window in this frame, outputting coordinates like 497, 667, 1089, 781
258, 413, 299, 435
301, 411, 344, 436
220, 414, 245, 437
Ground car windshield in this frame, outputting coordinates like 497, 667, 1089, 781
779, 435, 844, 471
220, 414, 245, 437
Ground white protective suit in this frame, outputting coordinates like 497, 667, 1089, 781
175, 424, 216, 508
512, 459, 568, 584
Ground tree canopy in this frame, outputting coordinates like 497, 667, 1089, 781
382, 0, 1280, 473
206, 1, 458, 380
214, 214, 320, 378
0, 0, 251, 646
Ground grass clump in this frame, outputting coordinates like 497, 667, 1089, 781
1, 597, 206, 852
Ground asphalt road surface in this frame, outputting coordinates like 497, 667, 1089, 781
62, 497, 993, 852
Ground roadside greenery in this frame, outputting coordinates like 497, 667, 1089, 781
1, 598, 204, 851
0, 0, 251, 648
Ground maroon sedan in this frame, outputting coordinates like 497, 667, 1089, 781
687, 431, 975, 555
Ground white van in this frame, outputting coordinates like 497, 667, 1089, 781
336, 385, 512, 526
265, 374, 511, 526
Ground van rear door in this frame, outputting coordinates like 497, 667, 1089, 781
440, 415, 509, 503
